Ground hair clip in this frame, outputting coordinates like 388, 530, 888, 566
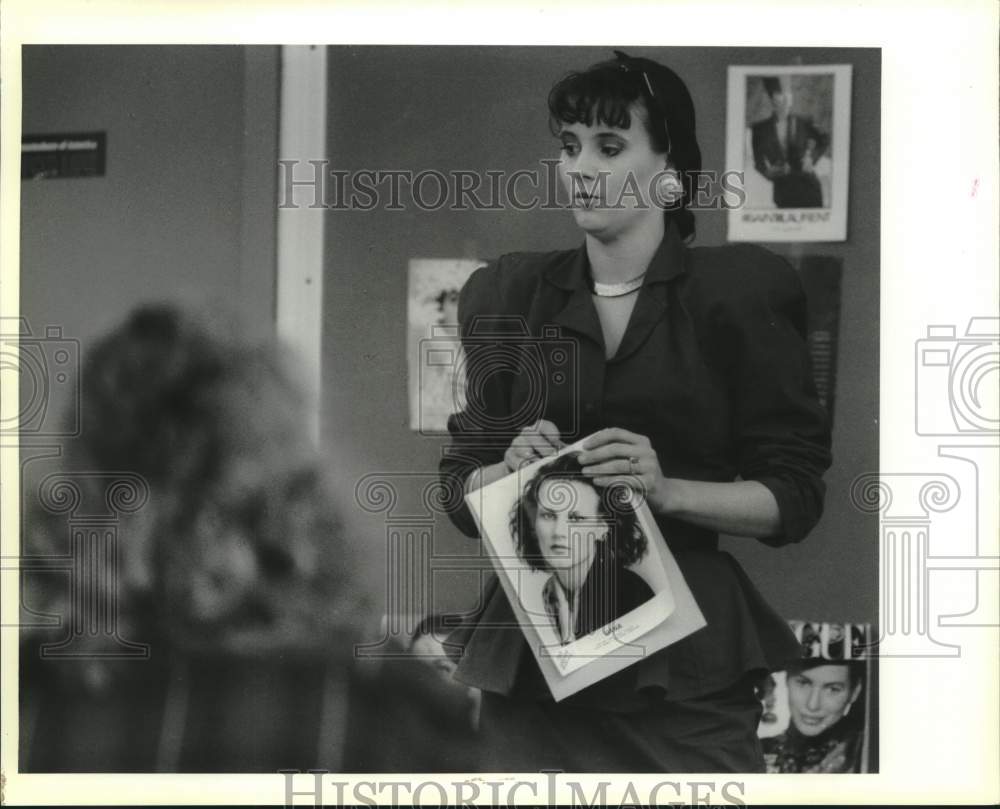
611, 50, 673, 159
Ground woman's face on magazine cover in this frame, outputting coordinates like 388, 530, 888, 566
534, 478, 608, 579
786, 664, 859, 737
556, 104, 667, 239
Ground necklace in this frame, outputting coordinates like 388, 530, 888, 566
591, 271, 647, 298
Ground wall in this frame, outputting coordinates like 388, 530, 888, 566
322, 46, 880, 626
19, 45, 280, 429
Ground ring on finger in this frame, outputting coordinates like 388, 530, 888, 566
628, 456, 641, 475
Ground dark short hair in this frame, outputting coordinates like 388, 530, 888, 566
509, 453, 647, 572
547, 51, 702, 241
785, 658, 865, 692
762, 76, 783, 97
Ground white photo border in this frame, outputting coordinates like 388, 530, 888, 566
464, 438, 706, 702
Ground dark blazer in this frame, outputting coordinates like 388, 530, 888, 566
440, 224, 832, 707
542, 544, 655, 644
751, 113, 828, 208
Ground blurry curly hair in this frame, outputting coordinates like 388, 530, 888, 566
25, 304, 368, 671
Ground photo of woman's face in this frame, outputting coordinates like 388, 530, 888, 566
786, 664, 857, 737
556, 104, 667, 239
533, 479, 608, 576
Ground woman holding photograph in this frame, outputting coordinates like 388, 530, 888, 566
440, 50, 832, 771
510, 453, 654, 645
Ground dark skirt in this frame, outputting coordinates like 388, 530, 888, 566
477, 672, 765, 773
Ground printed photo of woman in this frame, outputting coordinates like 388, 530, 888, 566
509, 453, 654, 645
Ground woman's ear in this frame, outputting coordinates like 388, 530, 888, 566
654, 167, 685, 207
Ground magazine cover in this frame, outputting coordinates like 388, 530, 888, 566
464, 438, 706, 701
758, 621, 878, 773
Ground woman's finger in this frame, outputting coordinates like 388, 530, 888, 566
581, 427, 643, 450
523, 430, 558, 457
534, 419, 564, 450
505, 443, 536, 471
591, 474, 651, 498
577, 442, 641, 465
580, 457, 640, 477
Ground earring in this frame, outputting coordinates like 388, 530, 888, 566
654, 169, 684, 207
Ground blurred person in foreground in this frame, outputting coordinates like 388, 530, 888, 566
340, 612, 482, 771
20, 304, 369, 772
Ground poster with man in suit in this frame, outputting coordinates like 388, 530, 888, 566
726, 65, 851, 242
752, 75, 829, 208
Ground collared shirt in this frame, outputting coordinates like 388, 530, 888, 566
541, 575, 577, 646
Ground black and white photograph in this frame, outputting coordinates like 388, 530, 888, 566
2, 1, 998, 806
757, 622, 877, 774
11, 41, 877, 777
726, 64, 852, 241
463, 442, 705, 697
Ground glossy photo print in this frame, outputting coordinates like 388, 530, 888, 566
464, 440, 705, 701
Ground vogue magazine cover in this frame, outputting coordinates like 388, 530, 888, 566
758, 621, 878, 773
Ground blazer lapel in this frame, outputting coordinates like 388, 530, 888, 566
542, 225, 688, 362
610, 224, 687, 364
545, 244, 605, 350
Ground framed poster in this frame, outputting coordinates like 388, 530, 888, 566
464, 439, 705, 702
727, 64, 852, 242
406, 257, 484, 432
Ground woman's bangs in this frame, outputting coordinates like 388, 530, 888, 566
548, 71, 639, 132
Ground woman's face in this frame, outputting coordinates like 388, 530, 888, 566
556, 104, 668, 240
533, 478, 608, 581
787, 664, 860, 737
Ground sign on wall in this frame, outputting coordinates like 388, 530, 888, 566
21, 132, 107, 179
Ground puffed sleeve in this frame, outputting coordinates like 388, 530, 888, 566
438, 258, 518, 538
707, 247, 833, 546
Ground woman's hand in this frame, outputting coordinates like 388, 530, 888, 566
577, 427, 669, 510
504, 419, 564, 471
578, 427, 783, 537
464, 420, 564, 494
